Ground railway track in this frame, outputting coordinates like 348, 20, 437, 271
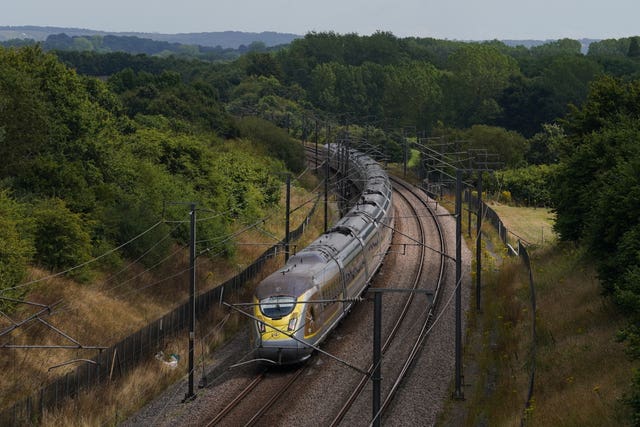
329, 176, 447, 426
203, 367, 306, 426
302, 142, 450, 425
122, 143, 463, 427
198, 146, 450, 426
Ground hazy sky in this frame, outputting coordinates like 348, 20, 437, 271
4, 0, 639, 40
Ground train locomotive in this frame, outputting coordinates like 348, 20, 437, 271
251, 146, 394, 364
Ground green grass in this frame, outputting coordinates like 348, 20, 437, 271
488, 202, 556, 246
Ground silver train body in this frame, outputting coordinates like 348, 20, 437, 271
251, 146, 394, 364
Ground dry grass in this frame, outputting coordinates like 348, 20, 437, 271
525, 245, 632, 426
440, 205, 634, 426
488, 202, 556, 246
1, 174, 334, 425
40, 336, 186, 427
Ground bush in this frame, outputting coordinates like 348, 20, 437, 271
30, 198, 93, 273
0, 190, 34, 309
491, 164, 557, 206
235, 116, 305, 172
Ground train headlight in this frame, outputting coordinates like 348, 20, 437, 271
257, 321, 266, 333
287, 317, 298, 331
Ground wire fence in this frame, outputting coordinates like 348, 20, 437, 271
464, 192, 530, 249
518, 241, 536, 426
1, 197, 320, 425
424, 183, 537, 423
462, 190, 537, 425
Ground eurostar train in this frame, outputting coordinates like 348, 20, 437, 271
251, 146, 394, 364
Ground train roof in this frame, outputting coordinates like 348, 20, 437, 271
255, 145, 391, 299
254, 267, 316, 299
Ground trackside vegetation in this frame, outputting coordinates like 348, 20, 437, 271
1, 31, 640, 423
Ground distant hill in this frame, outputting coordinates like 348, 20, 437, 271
501, 38, 599, 54
0, 26, 601, 54
0, 26, 302, 49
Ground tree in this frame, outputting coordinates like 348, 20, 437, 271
628, 37, 640, 58
551, 76, 640, 289
464, 125, 528, 168
31, 198, 93, 272
539, 55, 603, 117
443, 45, 521, 127
496, 75, 556, 137
530, 38, 582, 56
526, 123, 565, 165
243, 52, 284, 79
0, 190, 34, 309
382, 61, 442, 130
309, 63, 339, 111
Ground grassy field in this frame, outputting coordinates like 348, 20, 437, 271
440, 203, 634, 426
488, 202, 556, 246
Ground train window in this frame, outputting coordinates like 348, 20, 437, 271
260, 296, 296, 318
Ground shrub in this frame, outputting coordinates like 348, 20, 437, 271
30, 198, 93, 273
0, 190, 34, 309
235, 116, 305, 172
491, 164, 557, 206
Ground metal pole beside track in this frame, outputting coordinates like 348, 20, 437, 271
372, 291, 382, 427
454, 169, 464, 400
185, 202, 196, 402
285, 174, 291, 262
315, 119, 319, 169
325, 149, 329, 233
476, 172, 483, 312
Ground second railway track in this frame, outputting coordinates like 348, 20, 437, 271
329, 175, 448, 426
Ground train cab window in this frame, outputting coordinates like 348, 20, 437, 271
260, 296, 296, 319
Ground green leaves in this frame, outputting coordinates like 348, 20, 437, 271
443, 44, 521, 127
0, 190, 34, 305
31, 198, 93, 273
0, 46, 297, 291
492, 164, 558, 206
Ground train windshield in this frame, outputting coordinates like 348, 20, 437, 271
260, 296, 296, 318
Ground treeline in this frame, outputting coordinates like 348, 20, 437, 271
45, 32, 640, 141
0, 33, 279, 61
0, 45, 303, 307
548, 76, 640, 417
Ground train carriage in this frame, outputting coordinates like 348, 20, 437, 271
251, 146, 393, 364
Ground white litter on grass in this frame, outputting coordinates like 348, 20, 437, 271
155, 351, 180, 369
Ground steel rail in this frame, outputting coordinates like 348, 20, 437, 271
374, 176, 448, 423
244, 367, 306, 426
204, 372, 266, 426
329, 177, 434, 426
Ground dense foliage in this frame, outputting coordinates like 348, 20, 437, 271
0, 46, 289, 304
550, 76, 640, 418
3, 32, 640, 420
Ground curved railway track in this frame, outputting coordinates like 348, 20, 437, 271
378, 177, 448, 419
301, 144, 451, 425
123, 144, 464, 427
329, 176, 447, 426
275, 145, 450, 425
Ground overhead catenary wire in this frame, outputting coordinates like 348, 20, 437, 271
3, 142, 345, 422
0, 220, 166, 295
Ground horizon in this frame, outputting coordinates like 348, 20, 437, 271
3, 0, 639, 42
0, 24, 629, 44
